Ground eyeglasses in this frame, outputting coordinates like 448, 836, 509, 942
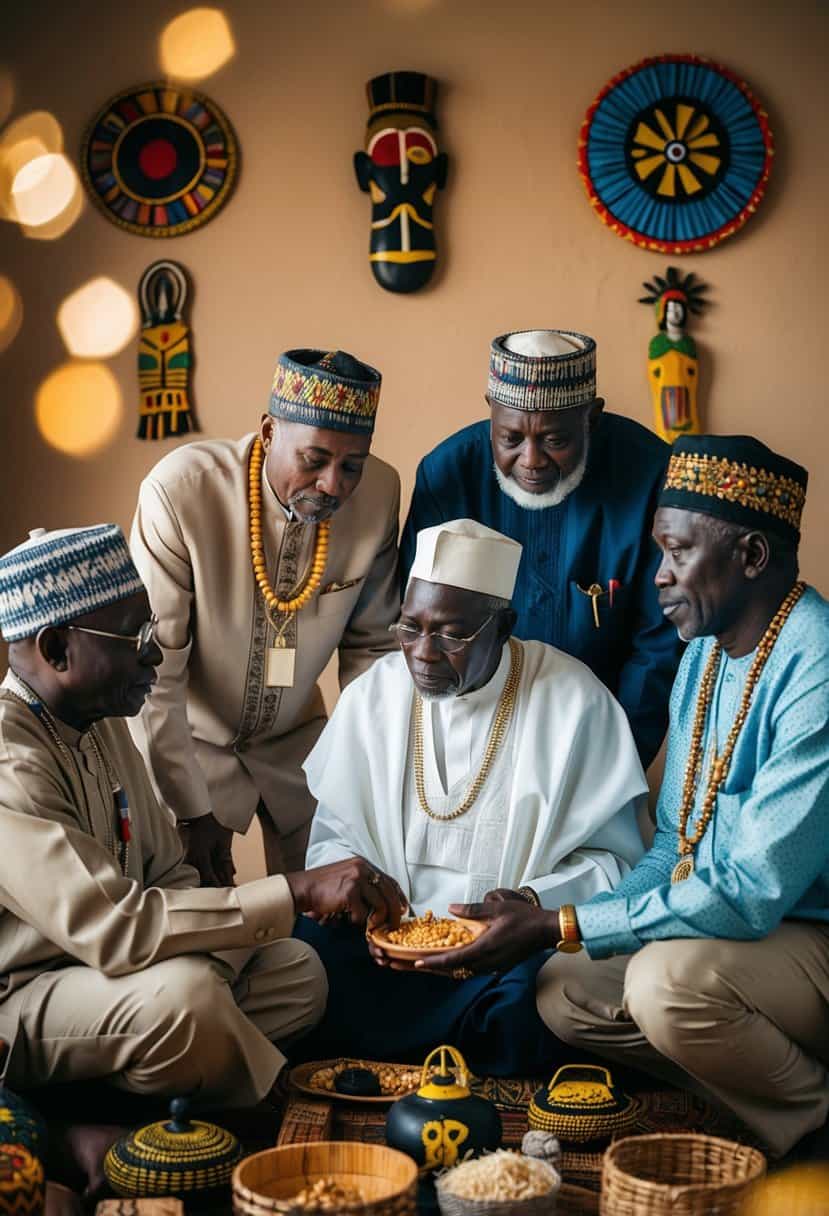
67, 613, 159, 659
388, 615, 494, 655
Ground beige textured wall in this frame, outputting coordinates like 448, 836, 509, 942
2, 1, 826, 881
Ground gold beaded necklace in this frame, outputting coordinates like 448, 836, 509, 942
413, 637, 523, 823
671, 580, 806, 884
5, 676, 130, 875
248, 436, 331, 618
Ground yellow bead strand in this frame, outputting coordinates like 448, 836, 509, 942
673, 580, 806, 879
248, 437, 330, 615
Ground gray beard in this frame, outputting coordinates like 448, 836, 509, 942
494, 449, 588, 510
417, 688, 457, 702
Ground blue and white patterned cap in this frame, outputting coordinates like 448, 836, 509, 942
488, 330, 597, 411
0, 525, 144, 642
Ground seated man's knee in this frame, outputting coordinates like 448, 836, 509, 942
535, 953, 594, 1046
128, 957, 241, 1090
624, 939, 723, 1050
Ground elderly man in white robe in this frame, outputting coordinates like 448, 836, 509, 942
293, 519, 646, 1075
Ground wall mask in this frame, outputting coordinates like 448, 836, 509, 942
354, 71, 448, 294
137, 260, 195, 440
639, 267, 710, 443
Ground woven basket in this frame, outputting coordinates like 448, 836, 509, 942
528, 1066, 637, 1144
435, 1157, 560, 1216
600, 1133, 766, 1216
232, 1143, 417, 1216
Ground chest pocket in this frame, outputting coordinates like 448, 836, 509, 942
315, 576, 366, 619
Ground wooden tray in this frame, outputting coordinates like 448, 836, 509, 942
289, 1059, 422, 1105
367, 916, 486, 961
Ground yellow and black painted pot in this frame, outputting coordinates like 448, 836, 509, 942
385, 1046, 501, 1176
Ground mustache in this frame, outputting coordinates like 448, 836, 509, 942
289, 492, 339, 511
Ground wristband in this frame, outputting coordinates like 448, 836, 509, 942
556, 904, 583, 953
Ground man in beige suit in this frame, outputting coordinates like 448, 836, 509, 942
0, 523, 404, 1102
130, 349, 400, 884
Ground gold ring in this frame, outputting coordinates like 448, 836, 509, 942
451, 967, 473, 981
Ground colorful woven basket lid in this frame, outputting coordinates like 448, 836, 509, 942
528, 1065, 637, 1144
0, 1144, 45, 1216
104, 1098, 242, 1198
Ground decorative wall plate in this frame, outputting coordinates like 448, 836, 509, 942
579, 54, 773, 254
81, 83, 238, 237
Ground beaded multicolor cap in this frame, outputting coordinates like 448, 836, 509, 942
488, 330, 597, 412
269, 348, 381, 435
660, 435, 807, 541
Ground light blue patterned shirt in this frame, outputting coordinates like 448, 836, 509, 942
576, 585, 829, 959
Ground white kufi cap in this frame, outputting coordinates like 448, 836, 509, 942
408, 519, 522, 600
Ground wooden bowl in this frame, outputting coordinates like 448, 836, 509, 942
367, 916, 487, 961
232, 1142, 417, 1216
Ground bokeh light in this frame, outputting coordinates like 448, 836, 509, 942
160, 8, 235, 80
57, 277, 138, 358
0, 276, 23, 354
21, 180, 84, 241
11, 153, 79, 227
36, 361, 123, 457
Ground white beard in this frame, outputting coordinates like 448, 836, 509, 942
493, 445, 588, 510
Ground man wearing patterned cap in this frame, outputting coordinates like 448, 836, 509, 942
417, 439, 828, 1155
130, 349, 400, 884
291, 519, 647, 1074
0, 524, 405, 1101
400, 330, 682, 769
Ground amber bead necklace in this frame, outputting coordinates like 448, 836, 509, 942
671, 580, 806, 883
413, 637, 523, 822
248, 436, 330, 621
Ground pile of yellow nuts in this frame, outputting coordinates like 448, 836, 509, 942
289, 1178, 363, 1210
385, 911, 473, 949
308, 1061, 420, 1096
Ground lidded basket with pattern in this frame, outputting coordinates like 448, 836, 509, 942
104, 1098, 242, 1198
527, 1065, 637, 1144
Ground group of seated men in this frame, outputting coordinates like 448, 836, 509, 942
0, 328, 825, 1163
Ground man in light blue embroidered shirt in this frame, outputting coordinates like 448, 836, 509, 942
419, 435, 828, 1158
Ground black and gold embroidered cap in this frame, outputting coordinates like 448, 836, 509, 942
659, 435, 807, 542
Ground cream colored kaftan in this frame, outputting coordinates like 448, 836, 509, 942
0, 673, 325, 1103
129, 434, 400, 844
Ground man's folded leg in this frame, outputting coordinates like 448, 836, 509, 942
9, 940, 327, 1107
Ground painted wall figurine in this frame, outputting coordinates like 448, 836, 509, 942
137, 260, 195, 440
354, 71, 448, 294
640, 267, 709, 443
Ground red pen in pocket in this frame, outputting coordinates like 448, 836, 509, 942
608, 579, 621, 608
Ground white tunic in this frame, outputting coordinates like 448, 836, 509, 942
305, 639, 647, 913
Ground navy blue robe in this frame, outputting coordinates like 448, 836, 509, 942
399, 413, 681, 769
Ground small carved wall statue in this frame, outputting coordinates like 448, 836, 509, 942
640, 267, 709, 443
354, 71, 448, 294
137, 260, 195, 440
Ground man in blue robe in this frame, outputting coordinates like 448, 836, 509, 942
421, 436, 828, 1158
399, 329, 682, 768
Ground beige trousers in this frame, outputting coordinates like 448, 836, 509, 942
536, 922, 829, 1157
8, 940, 327, 1107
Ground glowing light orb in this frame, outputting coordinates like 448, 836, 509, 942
0, 275, 23, 354
11, 153, 79, 227
57, 277, 138, 358
160, 8, 235, 80
36, 361, 122, 457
